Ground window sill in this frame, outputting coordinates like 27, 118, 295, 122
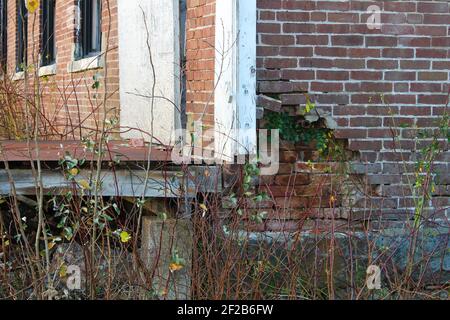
39, 64, 57, 77
68, 54, 104, 73
12, 71, 25, 81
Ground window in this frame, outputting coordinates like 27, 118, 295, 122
75, 0, 101, 59
0, 0, 6, 71
16, 0, 28, 72
41, 0, 55, 66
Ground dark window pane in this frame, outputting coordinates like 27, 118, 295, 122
0, 0, 7, 71
41, 0, 56, 66
16, 0, 27, 72
76, 0, 101, 59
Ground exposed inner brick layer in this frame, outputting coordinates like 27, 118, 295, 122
254, 0, 450, 226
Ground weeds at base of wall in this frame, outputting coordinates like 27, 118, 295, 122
0, 103, 448, 299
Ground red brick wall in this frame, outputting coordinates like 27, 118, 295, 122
185, 0, 216, 149
256, 0, 450, 220
4, 0, 119, 139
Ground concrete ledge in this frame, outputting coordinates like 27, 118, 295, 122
12, 71, 24, 81
68, 54, 104, 73
39, 64, 57, 77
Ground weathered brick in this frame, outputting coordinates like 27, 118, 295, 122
418, 72, 448, 81
416, 49, 448, 59
385, 71, 416, 81
367, 59, 398, 69
418, 2, 449, 13
366, 36, 398, 47
351, 71, 382, 81
328, 13, 359, 23
331, 35, 364, 46
382, 48, 414, 58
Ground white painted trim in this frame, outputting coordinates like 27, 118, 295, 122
214, 0, 236, 161
236, 0, 257, 155
214, 0, 257, 159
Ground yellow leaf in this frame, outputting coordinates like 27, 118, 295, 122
26, 0, 39, 13
199, 203, 208, 212
69, 168, 79, 176
169, 263, 184, 272
159, 289, 168, 297
78, 179, 90, 190
59, 264, 68, 278
48, 242, 56, 250
329, 195, 337, 206
120, 231, 131, 243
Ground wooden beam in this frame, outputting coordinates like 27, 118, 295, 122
0, 140, 172, 162
0, 167, 221, 197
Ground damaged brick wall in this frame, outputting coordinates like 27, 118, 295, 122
255, 0, 450, 225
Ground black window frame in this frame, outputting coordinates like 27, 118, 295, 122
41, 0, 56, 66
0, 0, 7, 71
75, 0, 102, 60
16, 0, 28, 72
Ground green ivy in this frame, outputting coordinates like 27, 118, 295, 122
263, 112, 331, 153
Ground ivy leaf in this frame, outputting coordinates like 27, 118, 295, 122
112, 203, 120, 215
63, 227, 73, 241
158, 212, 168, 221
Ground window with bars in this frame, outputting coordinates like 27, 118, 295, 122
16, 0, 28, 72
75, 0, 101, 60
0, 0, 6, 71
41, 0, 56, 66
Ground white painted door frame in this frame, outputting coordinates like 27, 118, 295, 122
118, 0, 181, 146
214, 0, 257, 160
